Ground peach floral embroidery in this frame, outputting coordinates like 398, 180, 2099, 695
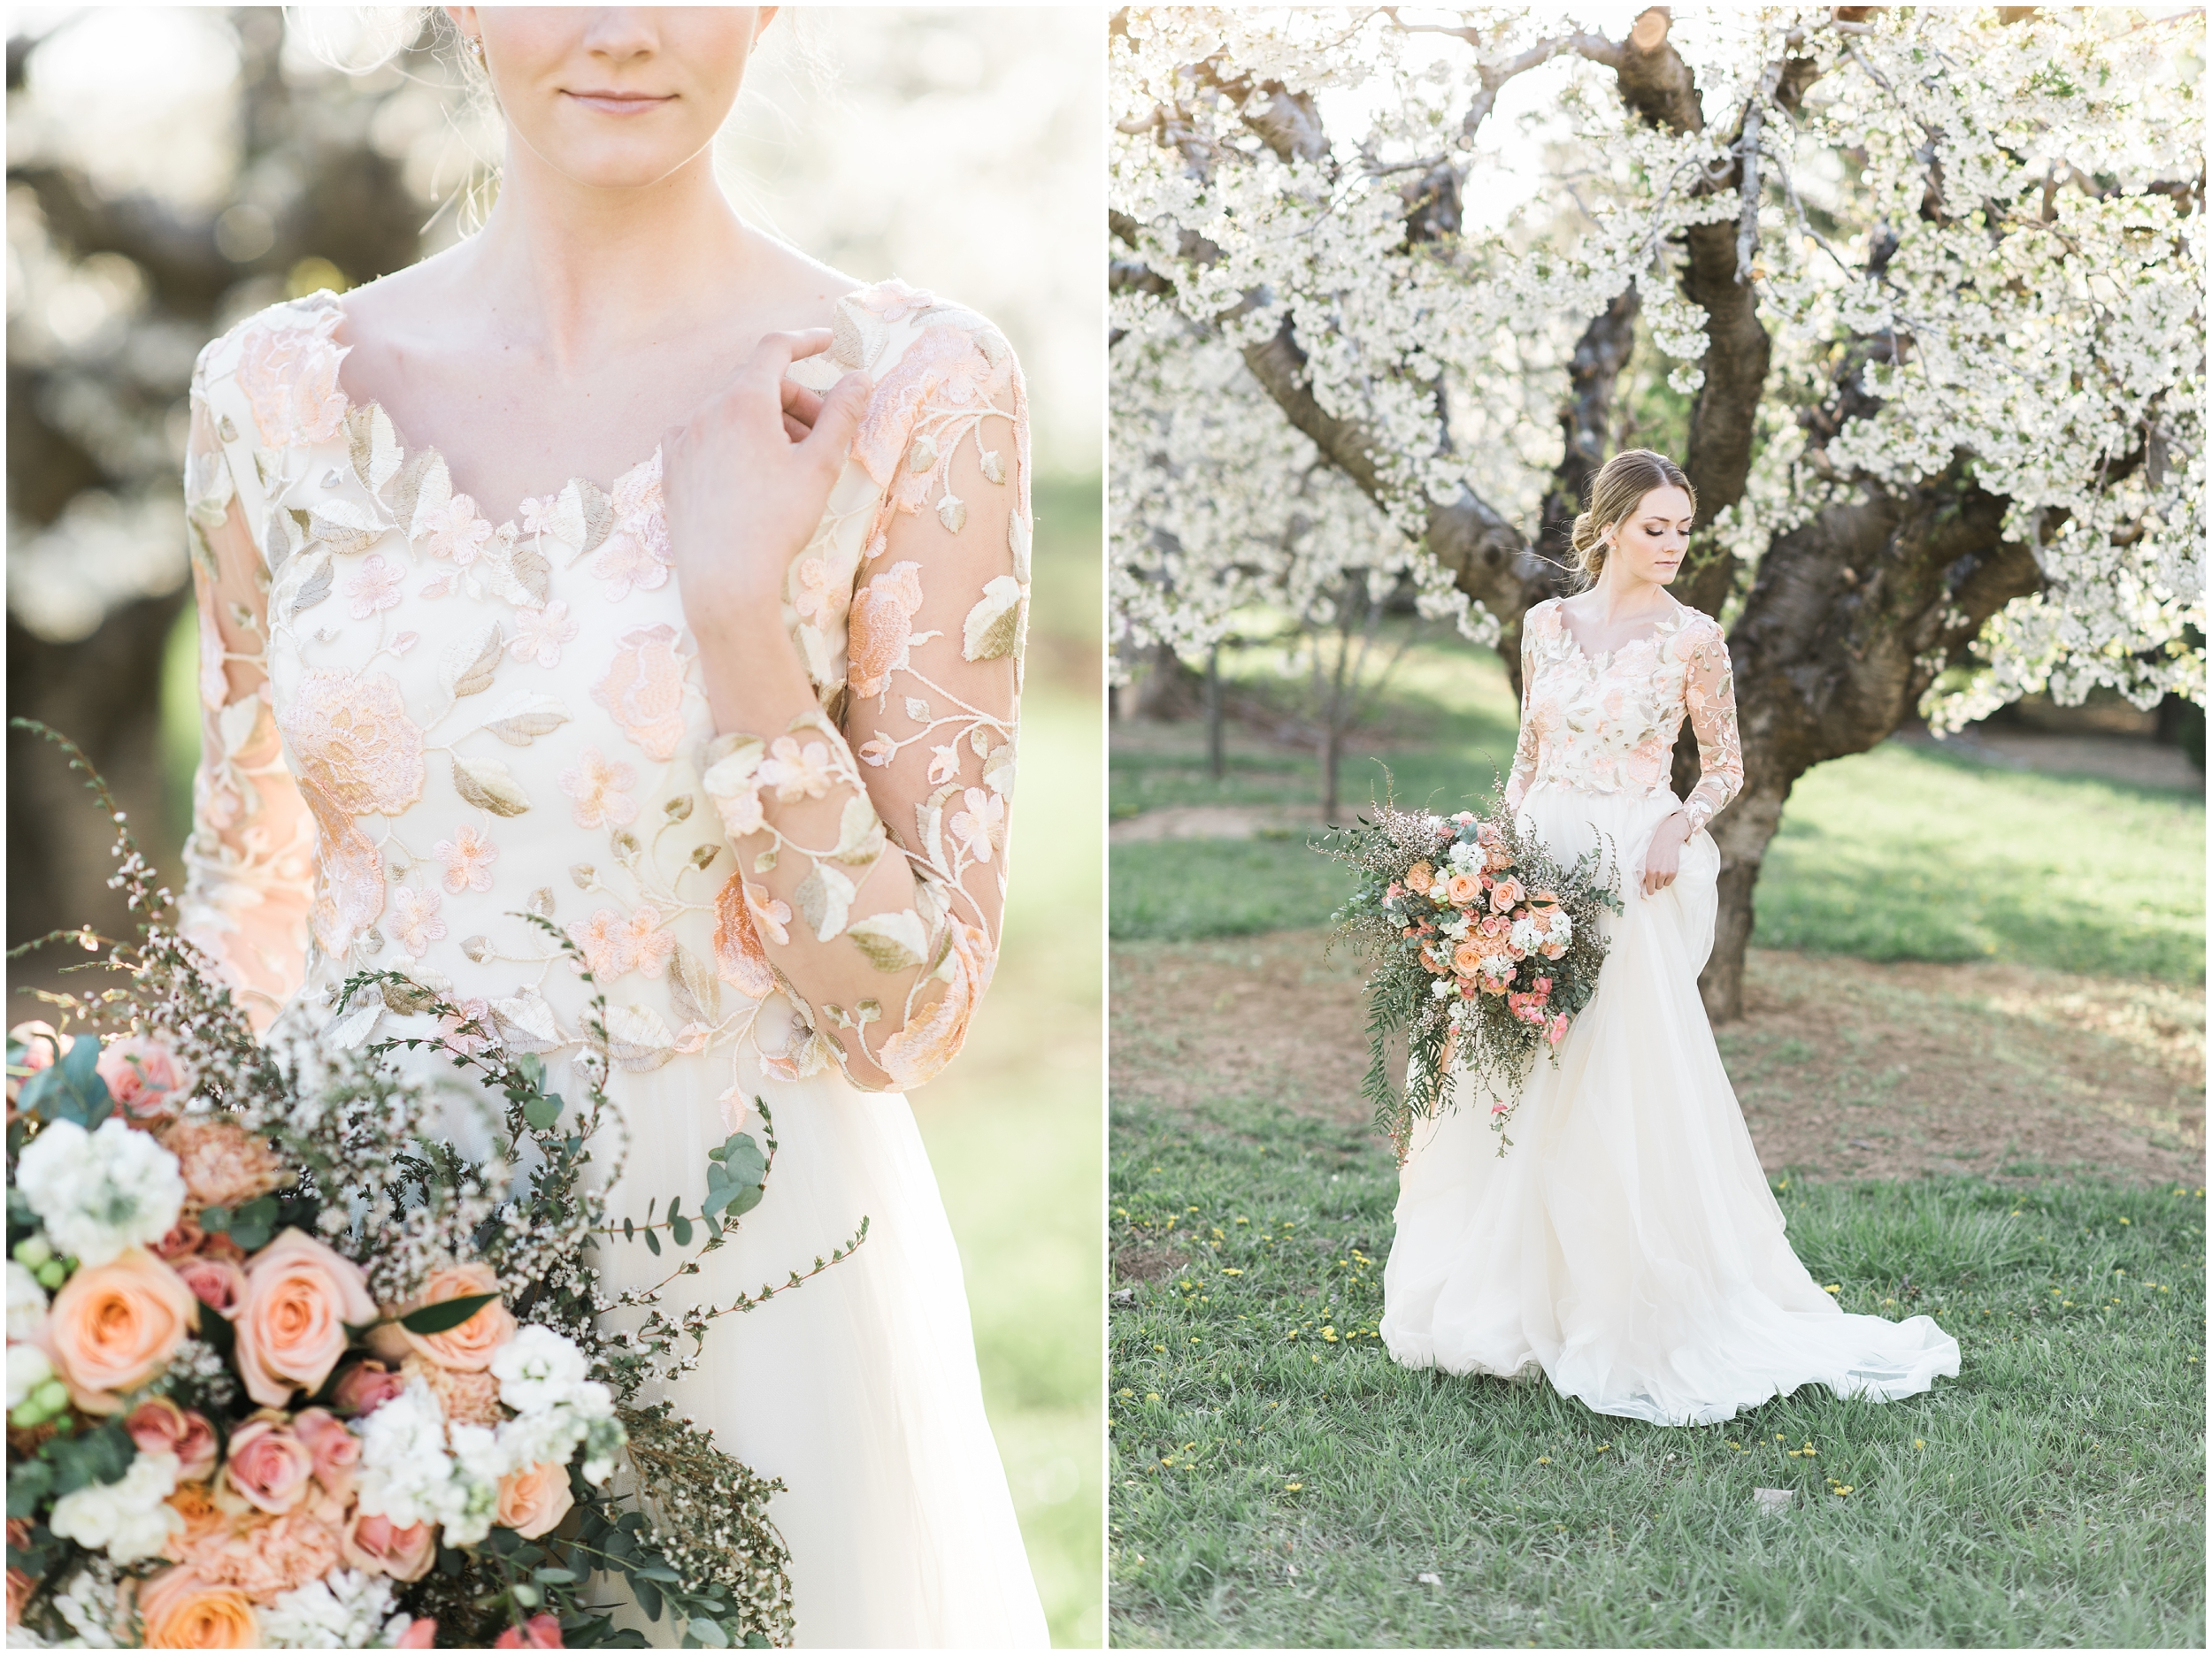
623, 905, 676, 980
713, 771, 766, 838
557, 747, 638, 831
926, 744, 962, 785
792, 558, 845, 626
509, 601, 579, 669
390, 886, 446, 959
856, 279, 936, 323
277, 670, 424, 818
876, 919, 988, 1091
234, 307, 347, 448
949, 787, 1004, 864
518, 495, 557, 538
343, 555, 403, 621
592, 537, 667, 603
420, 574, 455, 601
591, 624, 688, 762
857, 737, 895, 768
567, 909, 634, 980
591, 457, 671, 601
744, 883, 793, 947
847, 562, 926, 700
297, 779, 387, 958
854, 326, 1014, 504
433, 824, 497, 894
441, 997, 492, 1055
711, 874, 776, 1000
422, 496, 494, 567
757, 737, 835, 803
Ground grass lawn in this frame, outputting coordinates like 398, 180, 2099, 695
1109, 1095, 2208, 1648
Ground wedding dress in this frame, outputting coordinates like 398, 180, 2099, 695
1379, 595, 1960, 1426
177, 282, 1049, 1644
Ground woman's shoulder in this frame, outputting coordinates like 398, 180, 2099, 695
1664, 601, 1726, 656
192, 289, 346, 411
820, 279, 1026, 497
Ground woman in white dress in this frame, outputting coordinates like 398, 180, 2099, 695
1379, 449, 1960, 1428
177, 9, 1047, 1644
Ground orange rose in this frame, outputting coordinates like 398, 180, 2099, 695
1489, 877, 1525, 913
342, 1509, 436, 1582
233, 1230, 376, 1407
495, 1460, 575, 1539
135, 1567, 257, 1649
1451, 942, 1485, 977
389, 1262, 514, 1373
1405, 861, 1435, 895
44, 1247, 198, 1414
1444, 872, 1482, 906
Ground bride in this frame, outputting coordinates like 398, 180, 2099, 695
176, 7, 1046, 1644
1379, 448, 1960, 1427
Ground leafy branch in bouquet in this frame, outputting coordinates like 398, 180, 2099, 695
1318, 769, 1621, 1158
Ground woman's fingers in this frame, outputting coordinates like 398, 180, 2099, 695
799, 370, 873, 469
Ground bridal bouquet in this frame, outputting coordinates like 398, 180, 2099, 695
6, 728, 858, 1650
1319, 778, 1620, 1159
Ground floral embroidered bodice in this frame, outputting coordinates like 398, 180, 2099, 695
1502, 597, 1742, 834
178, 280, 1028, 1101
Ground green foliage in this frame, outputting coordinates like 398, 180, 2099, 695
1109, 1096, 2208, 1648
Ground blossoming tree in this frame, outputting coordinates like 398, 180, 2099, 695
1110, 4, 2203, 1016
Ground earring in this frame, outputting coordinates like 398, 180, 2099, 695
464, 34, 484, 62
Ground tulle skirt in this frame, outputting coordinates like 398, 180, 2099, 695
1379, 782, 1961, 1427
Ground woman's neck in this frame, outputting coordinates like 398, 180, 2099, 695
1586, 562, 1675, 624
445, 142, 759, 372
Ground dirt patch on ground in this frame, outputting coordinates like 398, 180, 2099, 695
1111, 930, 2204, 1186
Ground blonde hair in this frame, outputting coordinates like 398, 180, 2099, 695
1568, 449, 1697, 587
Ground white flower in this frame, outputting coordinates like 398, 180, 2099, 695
13, 1118, 186, 1267
354, 1380, 454, 1531
1430, 978, 1453, 1000
1479, 952, 1517, 982
7, 1261, 49, 1342
440, 1422, 508, 1547
490, 1323, 590, 1415
45, 1559, 123, 1648
261, 1569, 397, 1650
48, 1451, 181, 1564
6, 1342, 53, 1409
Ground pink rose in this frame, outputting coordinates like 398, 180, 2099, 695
6, 1022, 70, 1109
217, 1413, 315, 1514
291, 1407, 360, 1503
172, 1254, 247, 1318
495, 1461, 574, 1540
495, 1612, 565, 1649
43, 1248, 198, 1414
125, 1397, 219, 1483
96, 1038, 193, 1123
1489, 877, 1525, 913
391, 1617, 438, 1648
342, 1509, 436, 1582
1547, 1013, 1571, 1046
233, 1229, 377, 1407
330, 1358, 406, 1418
1444, 872, 1482, 906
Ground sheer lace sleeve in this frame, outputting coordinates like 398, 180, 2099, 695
176, 357, 317, 1029
1679, 619, 1742, 835
703, 323, 1025, 1093
1502, 608, 1543, 812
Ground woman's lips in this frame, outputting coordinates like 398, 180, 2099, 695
564, 91, 676, 115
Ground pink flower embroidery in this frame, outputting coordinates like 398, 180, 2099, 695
344, 555, 404, 621
509, 601, 579, 669
591, 456, 671, 601
234, 306, 348, 449
949, 786, 1005, 865
711, 875, 777, 1000
591, 536, 668, 603
441, 996, 493, 1055
433, 824, 498, 894
855, 279, 937, 323
744, 883, 793, 947
857, 737, 895, 768
518, 495, 558, 538
420, 574, 455, 601
853, 325, 1015, 493
390, 885, 446, 959
567, 909, 635, 980
591, 624, 688, 762
792, 558, 846, 626
757, 736, 836, 803
276, 669, 425, 818
926, 744, 961, 785
623, 905, 676, 980
422, 495, 494, 567
557, 747, 638, 831
847, 562, 926, 700
711, 772, 765, 839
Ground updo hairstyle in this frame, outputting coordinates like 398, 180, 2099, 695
1568, 449, 1696, 588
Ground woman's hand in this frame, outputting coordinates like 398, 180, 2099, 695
1640, 809, 1694, 896
662, 328, 872, 724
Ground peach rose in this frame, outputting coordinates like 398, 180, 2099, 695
44, 1247, 198, 1414
135, 1567, 258, 1649
158, 1116, 286, 1214
1451, 942, 1485, 977
494, 1612, 565, 1649
172, 1254, 248, 1319
400, 1352, 504, 1426
342, 1509, 436, 1582
1444, 871, 1482, 906
127, 1397, 219, 1483
847, 561, 926, 699
96, 1038, 193, 1124
391, 1617, 438, 1647
233, 1229, 376, 1407
1489, 877, 1525, 912
217, 1414, 314, 1515
388, 1262, 514, 1373
329, 1358, 406, 1418
495, 1460, 574, 1539
1405, 861, 1435, 895
291, 1407, 360, 1504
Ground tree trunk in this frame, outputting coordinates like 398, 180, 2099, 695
1321, 721, 1341, 821
1204, 645, 1225, 780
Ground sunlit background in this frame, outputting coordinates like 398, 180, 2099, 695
5, 7, 1102, 1644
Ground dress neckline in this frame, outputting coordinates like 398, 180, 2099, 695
1551, 595, 1692, 667
321, 290, 659, 533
